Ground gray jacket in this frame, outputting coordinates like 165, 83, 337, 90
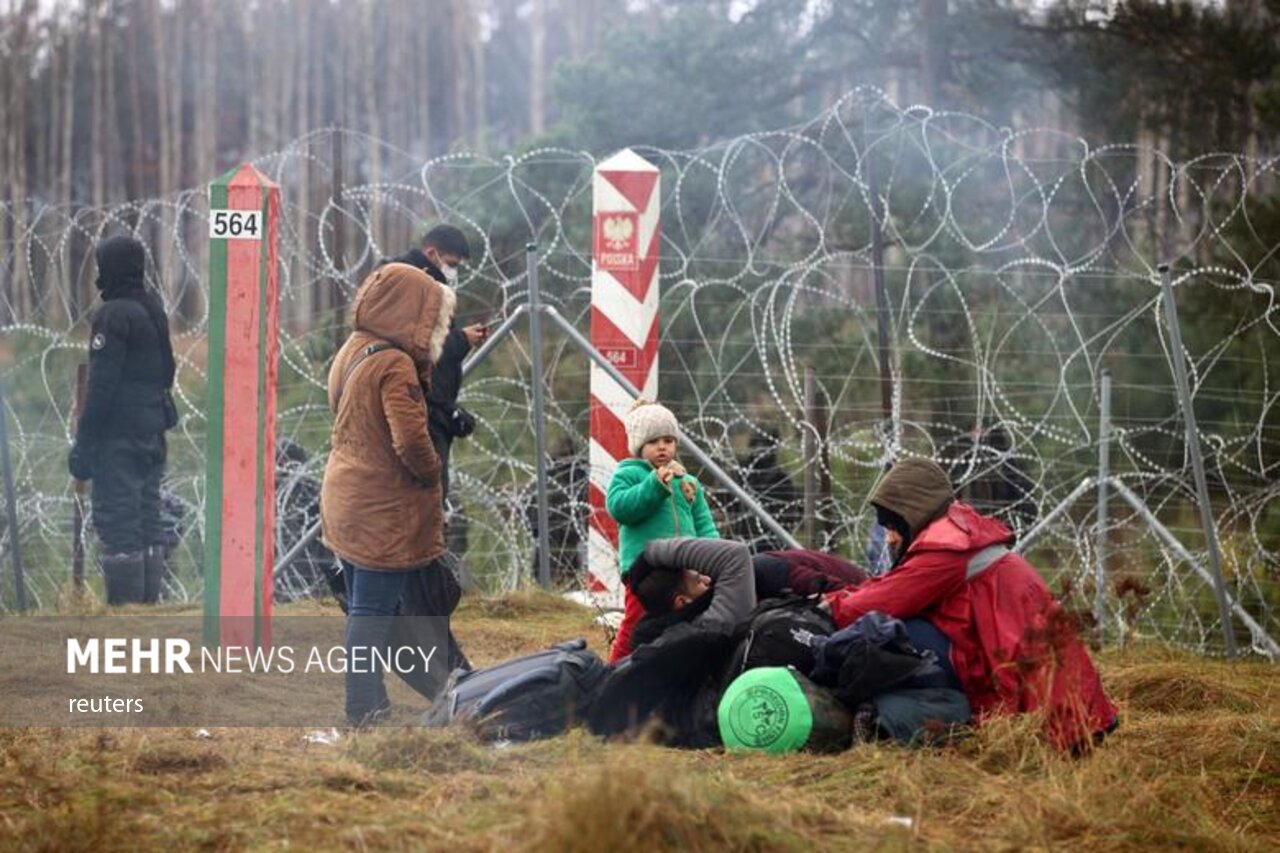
640, 538, 756, 629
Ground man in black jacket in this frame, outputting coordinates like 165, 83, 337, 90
68, 236, 177, 605
382, 224, 483, 679
386, 224, 487, 501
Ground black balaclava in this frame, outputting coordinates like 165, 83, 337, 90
95, 236, 148, 299
93, 235, 176, 388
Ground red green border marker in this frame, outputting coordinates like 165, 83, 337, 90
204, 164, 279, 650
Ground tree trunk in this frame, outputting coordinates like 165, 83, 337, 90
473, 5, 486, 149
918, 0, 947, 106
59, 4, 80, 318
184, 0, 219, 326
90, 0, 106, 211
530, 0, 546, 136
125, 4, 145, 201
293, 0, 314, 334
452, 0, 471, 143
102, 11, 120, 206
6, 1, 36, 321
416, 3, 430, 153
362, 0, 382, 245
146, 0, 176, 306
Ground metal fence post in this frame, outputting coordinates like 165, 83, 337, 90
71, 363, 88, 595
0, 381, 28, 611
527, 244, 552, 589
1159, 263, 1237, 658
1094, 368, 1111, 644
803, 364, 817, 548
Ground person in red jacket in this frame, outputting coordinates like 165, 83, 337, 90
821, 458, 1117, 751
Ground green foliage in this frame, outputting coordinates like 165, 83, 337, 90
548, 0, 814, 154
1040, 1, 1280, 153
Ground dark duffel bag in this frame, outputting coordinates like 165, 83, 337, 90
421, 638, 607, 741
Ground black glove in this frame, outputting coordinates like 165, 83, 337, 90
68, 443, 94, 481
449, 406, 477, 439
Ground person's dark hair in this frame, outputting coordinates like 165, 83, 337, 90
627, 554, 682, 616
421, 224, 471, 260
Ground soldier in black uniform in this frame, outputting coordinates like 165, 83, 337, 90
68, 236, 178, 604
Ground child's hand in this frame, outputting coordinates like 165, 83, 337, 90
656, 460, 687, 487
680, 478, 697, 502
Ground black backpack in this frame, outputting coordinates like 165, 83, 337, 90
421, 638, 607, 741
729, 595, 837, 677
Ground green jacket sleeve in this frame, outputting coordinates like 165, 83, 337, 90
690, 482, 721, 539
606, 465, 670, 525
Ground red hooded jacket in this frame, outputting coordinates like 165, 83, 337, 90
826, 497, 1117, 750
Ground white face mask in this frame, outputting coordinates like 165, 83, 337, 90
438, 262, 459, 285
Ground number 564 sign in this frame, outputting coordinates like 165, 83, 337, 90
209, 209, 263, 240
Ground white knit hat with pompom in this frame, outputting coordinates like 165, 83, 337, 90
624, 400, 680, 456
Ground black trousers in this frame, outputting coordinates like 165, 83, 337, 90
387, 557, 471, 701
91, 432, 166, 554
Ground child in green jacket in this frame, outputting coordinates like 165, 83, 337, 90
606, 400, 720, 661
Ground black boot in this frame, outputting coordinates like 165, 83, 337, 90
101, 551, 146, 605
143, 545, 168, 604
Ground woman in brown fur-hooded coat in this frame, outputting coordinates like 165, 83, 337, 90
322, 263, 455, 570
321, 262, 455, 725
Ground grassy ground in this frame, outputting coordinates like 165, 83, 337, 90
1, 591, 1276, 851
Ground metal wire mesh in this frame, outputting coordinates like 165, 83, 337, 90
1, 88, 1276, 657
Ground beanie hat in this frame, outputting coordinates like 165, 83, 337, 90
624, 400, 680, 457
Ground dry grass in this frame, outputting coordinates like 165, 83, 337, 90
0, 591, 1276, 851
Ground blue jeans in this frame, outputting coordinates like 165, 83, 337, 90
342, 560, 408, 725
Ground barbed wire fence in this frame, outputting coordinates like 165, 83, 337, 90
1, 88, 1277, 657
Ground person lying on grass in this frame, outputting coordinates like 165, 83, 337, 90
819, 458, 1118, 751
585, 537, 754, 747
626, 538, 755, 650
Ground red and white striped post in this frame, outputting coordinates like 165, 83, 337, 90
203, 165, 280, 649
588, 150, 661, 603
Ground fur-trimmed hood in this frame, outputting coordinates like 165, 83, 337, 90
352, 262, 456, 366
